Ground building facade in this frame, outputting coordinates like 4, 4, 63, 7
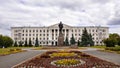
11, 23, 109, 46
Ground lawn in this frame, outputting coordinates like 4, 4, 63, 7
91, 45, 120, 54
0, 47, 35, 55
105, 46, 120, 54
91, 45, 106, 49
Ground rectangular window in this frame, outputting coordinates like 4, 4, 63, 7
47, 30, 49, 32
75, 34, 77, 36
103, 30, 105, 32
36, 30, 38, 32
72, 30, 73, 32
75, 30, 77, 32
33, 30, 35, 32
29, 30, 31, 32
40, 30, 42, 32
14, 30, 17, 32
14, 38, 17, 40
47, 42, 48, 44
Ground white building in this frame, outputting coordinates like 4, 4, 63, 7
11, 23, 109, 46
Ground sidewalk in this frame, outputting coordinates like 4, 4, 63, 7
0, 50, 46, 68
81, 48, 120, 65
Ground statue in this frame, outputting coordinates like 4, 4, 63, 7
58, 21, 64, 46
58, 21, 63, 33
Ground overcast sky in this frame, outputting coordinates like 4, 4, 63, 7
0, 0, 120, 36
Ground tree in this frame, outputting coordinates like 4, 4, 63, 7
88, 34, 94, 46
81, 28, 94, 46
35, 37, 39, 47
0, 35, 4, 48
81, 28, 89, 46
70, 34, 76, 45
14, 41, 18, 47
0, 35, 13, 48
18, 41, 23, 47
103, 33, 120, 47
3, 36, 13, 48
103, 38, 116, 47
65, 36, 69, 46
77, 40, 81, 46
118, 37, 120, 46
109, 33, 120, 45
24, 39, 28, 47
28, 38, 32, 47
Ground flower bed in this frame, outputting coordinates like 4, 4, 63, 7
13, 50, 120, 68
51, 59, 85, 67
50, 52, 77, 58
54, 59, 80, 65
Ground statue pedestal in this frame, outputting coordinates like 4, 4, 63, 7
58, 33, 64, 46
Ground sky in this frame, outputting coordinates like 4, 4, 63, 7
0, 0, 120, 36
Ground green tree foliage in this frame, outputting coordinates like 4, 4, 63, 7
18, 41, 23, 47
77, 40, 81, 46
3, 36, 13, 48
0, 35, 13, 48
81, 28, 94, 46
29, 38, 32, 47
118, 37, 120, 46
88, 34, 94, 46
103, 38, 116, 47
0, 35, 4, 48
109, 33, 120, 45
70, 34, 76, 45
35, 37, 39, 47
14, 41, 18, 47
24, 39, 28, 47
65, 36, 69, 46
103, 33, 120, 47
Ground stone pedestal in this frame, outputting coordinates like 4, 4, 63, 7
58, 33, 64, 46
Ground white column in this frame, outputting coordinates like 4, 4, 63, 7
54, 29, 55, 45
65, 29, 66, 39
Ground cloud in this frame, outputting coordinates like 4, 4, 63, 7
0, 0, 120, 36
108, 18, 120, 25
